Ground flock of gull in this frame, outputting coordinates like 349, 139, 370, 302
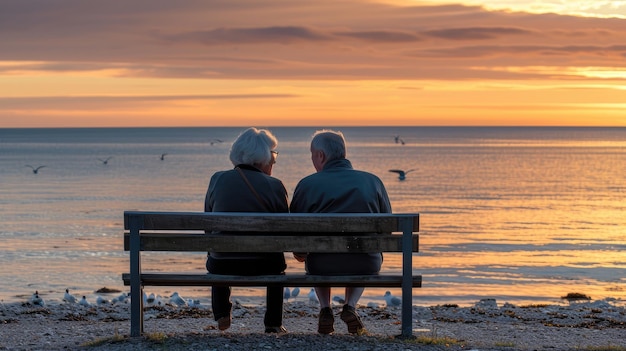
24, 139, 226, 175
28, 288, 402, 309
25, 136, 415, 180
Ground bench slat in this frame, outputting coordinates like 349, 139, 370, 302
125, 211, 419, 233
122, 273, 422, 288
123, 233, 419, 253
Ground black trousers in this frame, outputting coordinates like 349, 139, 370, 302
206, 253, 286, 327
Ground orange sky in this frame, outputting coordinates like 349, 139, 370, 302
1, 0, 625, 127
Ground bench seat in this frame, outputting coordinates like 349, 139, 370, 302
123, 272, 422, 287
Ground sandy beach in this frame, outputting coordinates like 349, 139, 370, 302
2, 292, 625, 351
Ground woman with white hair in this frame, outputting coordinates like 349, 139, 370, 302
205, 127, 288, 333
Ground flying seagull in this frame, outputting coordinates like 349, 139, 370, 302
209, 139, 223, 146
160, 153, 168, 160
25, 165, 46, 174
389, 169, 416, 180
97, 157, 113, 165
393, 135, 406, 145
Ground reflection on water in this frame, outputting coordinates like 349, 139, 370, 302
1, 127, 625, 306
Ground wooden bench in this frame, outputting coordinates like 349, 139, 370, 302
122, 211, 421, 338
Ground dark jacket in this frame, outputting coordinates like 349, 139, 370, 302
290, 159, 391, 214
205, 164, 288, 261
290, 158, 392, 275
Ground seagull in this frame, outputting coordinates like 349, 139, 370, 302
97, 157, 113, 165
96, 296, 109, 305
146, 292, 156, 305
284, 287, 291, 301
79, 296, 91, 307
332, 295, 345, 304
63, 289, 77, 303
366, 301, 380, 309
291, 287, 300, 299
159, 153, 167, 161
187, 299, 202, 308
25, 165, 46, 174
30, 291, 45, 306
389, 169, 416, 181
114, 292, 128, 304
308, 289, 319, 304
209, 139, 223, 146
393, 135, 406, 145
169, 292, 187, 307
384, 291, 401, 307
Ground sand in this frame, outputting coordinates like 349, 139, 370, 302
1, 296, 625, 351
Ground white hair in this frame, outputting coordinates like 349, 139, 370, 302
229, 127, 278, 166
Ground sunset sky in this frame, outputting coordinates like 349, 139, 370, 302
1, 0, 625, 127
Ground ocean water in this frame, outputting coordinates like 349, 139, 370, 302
0, 126, 625, 307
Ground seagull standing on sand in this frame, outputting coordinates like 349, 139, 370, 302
97, 157, 113, 165
308, 289, 319, 304
384, 291, 401, 307
291, 287, 300, 299
63, 289, 77, 303
332, 295, 345, 304
30, 291, 45, 306
96, 296, 109, 305
79, 296, 91, 307
187, 299, 201, 308
169, 292, 187, 307
366, 301, 380, 309
25, 165, 46, 174
389, 169, 416, 181
114, 292, 128, 304
284, 287, 291, 301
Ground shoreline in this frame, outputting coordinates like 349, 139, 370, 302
2, 295, 626, 351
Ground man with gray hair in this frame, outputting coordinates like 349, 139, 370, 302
290, 129, 392, 335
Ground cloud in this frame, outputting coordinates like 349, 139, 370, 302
416, 44, 626, 60
0, 0, 625, 81
169, 26, 331, 45
422, 27, 533, 40
333, 30, 421, 42
0, 94, 299, 110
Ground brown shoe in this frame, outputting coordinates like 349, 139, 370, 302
318, 307, 334, 334
340, 304, 364, 334
217, 315, 231, 331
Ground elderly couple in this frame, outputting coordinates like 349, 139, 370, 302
204, 128, 392, 335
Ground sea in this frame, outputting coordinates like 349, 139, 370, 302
1, 126, 625, 307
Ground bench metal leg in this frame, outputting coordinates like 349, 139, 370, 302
129, 215, 144, 337
400, 216, 414, 338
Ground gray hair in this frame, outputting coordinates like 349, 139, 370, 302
229, 127, 278, 166
311, 129, 346, 161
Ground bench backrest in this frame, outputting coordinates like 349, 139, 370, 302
124, 211, 419, 253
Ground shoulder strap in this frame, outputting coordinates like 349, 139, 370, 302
236, 167, 270, 210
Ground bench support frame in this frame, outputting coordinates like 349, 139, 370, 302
124, 212, 420, 338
